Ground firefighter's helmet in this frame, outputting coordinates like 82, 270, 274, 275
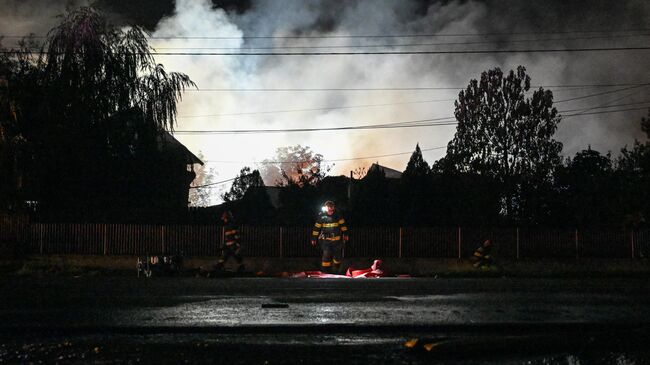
221, 210, 233, 221
321, 201, 335, 213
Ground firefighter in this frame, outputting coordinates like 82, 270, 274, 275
470, 239, 493, 268
311, 201, 349, 273
215, 210, 244, 273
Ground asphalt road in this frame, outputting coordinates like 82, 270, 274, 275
1, 276, 650, 364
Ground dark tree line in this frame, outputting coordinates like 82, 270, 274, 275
229, 128, 649, 228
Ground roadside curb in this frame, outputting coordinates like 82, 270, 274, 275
2, 255, 650, 278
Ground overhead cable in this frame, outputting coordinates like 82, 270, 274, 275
203, 146, 448, 164
173, 102, 650, 135
184, 83, 650, 92
4, 46, 650, 56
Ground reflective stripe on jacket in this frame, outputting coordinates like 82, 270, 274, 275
224, 224, 239, 246
312, 212, 348, 241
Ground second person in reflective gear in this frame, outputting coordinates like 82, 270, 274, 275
215, 210, 244, 273
311, 201, 349, 273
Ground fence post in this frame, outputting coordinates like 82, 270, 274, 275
161, 225, 166, 255
398, 227, 403, 258
575, 228, 579, 259
279, 226, 284, 258
457, 226, 462, 259
103, 224, 108, 255
39, 223, 44, 255
516, 227, 520, 260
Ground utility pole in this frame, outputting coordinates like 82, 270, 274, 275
348, 171, 353, 201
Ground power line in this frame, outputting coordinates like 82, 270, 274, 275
189, 145, 447, 188
145, 46, 650, 55
151, 28, 650, 40
173, 102, 650, 135
175, 119, 445, 135
562, 105, 650, 118
177, 98, 455, 118
11, 33, 650, 51
203, 146, 448, 165
172, 116, 457, 135
5, 28, 650, 40
189, 177, 237, 189
554, 84, 650, 103
179, 85, 650, 118
184, 83, 650, 92
184, 87, 464, 92
145, 33, 650, 50
5, 45, 650, 56
559, 100, 650, 114
7, 28, 650, 41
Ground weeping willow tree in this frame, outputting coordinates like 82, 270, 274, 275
11, 7, 197, 218
41, 7, 193, 131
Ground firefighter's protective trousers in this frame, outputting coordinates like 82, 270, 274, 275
218, 224, 243, 267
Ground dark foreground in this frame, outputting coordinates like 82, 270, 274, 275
2, 276, 650, 364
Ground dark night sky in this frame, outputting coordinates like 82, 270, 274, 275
96, 0, 252, 29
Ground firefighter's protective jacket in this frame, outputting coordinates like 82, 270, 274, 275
312, 212, 348, 242
223, 222, 240, 247
473, 245, 492, 260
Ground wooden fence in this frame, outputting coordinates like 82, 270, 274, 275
0, 216, 648, 258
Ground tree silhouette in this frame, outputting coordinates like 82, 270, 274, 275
446, 66, 562, 221
278, 178, 319, 225
260, 145, 330, 187
616, 108, 650, 228
403, 143, 430, 179
430, 156, 502, 225
350, 165, 400, 225
222, 167, 265, 202
401, 144, 433, 225
554, 147, 618, 226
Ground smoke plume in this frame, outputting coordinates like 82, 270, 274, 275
2, 0, 650, 203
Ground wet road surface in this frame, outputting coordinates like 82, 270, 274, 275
1, 276, 650, 363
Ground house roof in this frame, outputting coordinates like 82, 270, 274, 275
160, 131, 203, 165
367, 163, 402, 179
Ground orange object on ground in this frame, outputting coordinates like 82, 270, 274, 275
290, 259, 403, 278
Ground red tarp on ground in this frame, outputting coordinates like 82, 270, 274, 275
290, 259, 393, 278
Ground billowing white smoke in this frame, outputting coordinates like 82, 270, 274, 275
152, 0, 475, 196
2, 0, 649, 205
